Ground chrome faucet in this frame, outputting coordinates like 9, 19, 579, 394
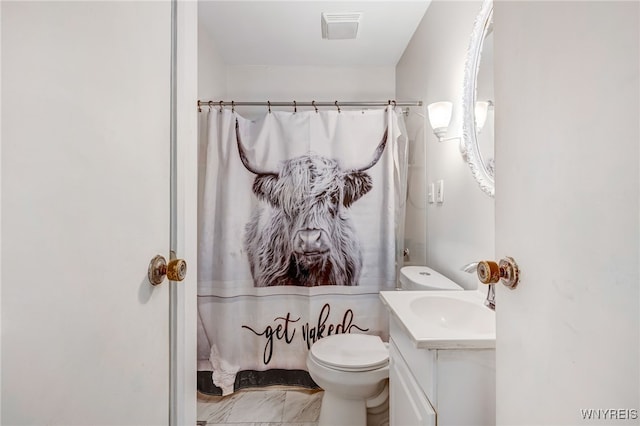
460, 262, 495, 310
484, 284, 495, 311
461, 262, 479, 273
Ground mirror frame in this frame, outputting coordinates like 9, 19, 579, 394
461, 0, 494, 198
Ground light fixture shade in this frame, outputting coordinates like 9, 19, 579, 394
475, 101, 489, 131
427, 102, 453, 137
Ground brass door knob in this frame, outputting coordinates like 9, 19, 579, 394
476, 257, 520, 289
148, 255, 187, 286
167, 258, 187, 281
477, 260, 501, 284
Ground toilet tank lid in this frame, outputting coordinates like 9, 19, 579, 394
400, 266, 463, 290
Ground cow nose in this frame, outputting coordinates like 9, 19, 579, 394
294, 229, 330, 254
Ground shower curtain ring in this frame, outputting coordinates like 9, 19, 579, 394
392, 100, 397, 110
208, 101, 213, 111
268, 101, 271, 114
219, 101, 224, 112
335, 101, 341, 113
197, 100, 202, 113
293, 100, 297, 113
312, 100, 318, 113
231, 101, 235, 113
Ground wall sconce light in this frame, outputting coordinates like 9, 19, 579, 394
474, 100, 494, 132
427, 101, 458, 142
474, 101, 489, 131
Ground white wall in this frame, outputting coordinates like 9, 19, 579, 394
396, 1, 494, 289
495, 1, 639, 423
198, 19, 226, 101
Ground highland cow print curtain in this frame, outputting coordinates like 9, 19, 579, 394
198, 107, 407, 395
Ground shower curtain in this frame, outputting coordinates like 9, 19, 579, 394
197, 107, 408, 395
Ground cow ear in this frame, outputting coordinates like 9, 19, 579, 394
343, 171, 373, 207
253, 175, 280, 207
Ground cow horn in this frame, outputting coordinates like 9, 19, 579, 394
235, 119, 278, 176
356, 127, 388, 172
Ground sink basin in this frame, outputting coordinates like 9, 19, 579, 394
409, 296, 494, 334
379, 290, 496, 349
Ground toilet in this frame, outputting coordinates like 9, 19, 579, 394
307, 266, 463, 426
307, 334, 389, 426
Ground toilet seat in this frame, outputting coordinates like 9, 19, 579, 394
309, 334, 389, 372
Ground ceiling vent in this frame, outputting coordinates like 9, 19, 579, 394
321, 12, 362, 40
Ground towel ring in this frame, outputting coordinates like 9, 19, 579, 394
335, 100, 341, 113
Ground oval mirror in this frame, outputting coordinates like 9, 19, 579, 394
462, 0, 494, 197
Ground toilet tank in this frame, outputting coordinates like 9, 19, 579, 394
399, 266, 463, 291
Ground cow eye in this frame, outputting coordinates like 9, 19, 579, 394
329, 192, 340, 204
326, 193, 339, 217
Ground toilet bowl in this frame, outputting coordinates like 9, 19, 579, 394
307, 266, 463, 426
306, 333, 389, 426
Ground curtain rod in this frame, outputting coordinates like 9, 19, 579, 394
197, 99, 422, 112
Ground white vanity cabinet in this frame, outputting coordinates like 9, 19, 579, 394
388, 315, 496, 426
389, 338, 436, 425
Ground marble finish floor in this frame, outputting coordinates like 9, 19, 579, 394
197, 388, 323, 426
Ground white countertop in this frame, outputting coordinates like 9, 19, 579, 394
380, 290, 496, 349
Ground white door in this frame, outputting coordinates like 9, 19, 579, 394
1, 2, 196, 424
494, 2, 639, 424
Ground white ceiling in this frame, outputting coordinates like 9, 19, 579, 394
198, 1, 432, 67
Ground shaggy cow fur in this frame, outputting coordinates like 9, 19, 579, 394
237, 120, 387, 287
